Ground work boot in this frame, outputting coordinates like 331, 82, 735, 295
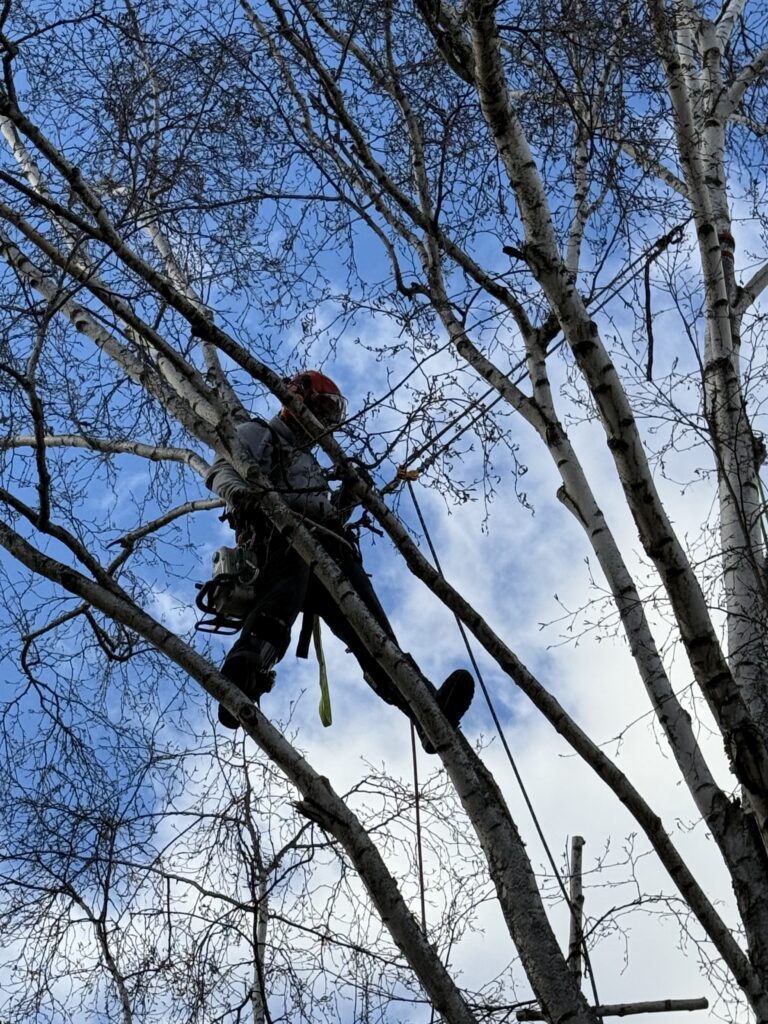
420, 669, 475, 755
218, 641, 278, 730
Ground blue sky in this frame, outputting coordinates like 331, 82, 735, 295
1, 1, 766, 1020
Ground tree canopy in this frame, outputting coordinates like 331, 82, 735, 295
1, 0, 768, 1021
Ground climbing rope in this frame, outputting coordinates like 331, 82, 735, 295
410, 721, 428, 936
405, 480, 602, 1011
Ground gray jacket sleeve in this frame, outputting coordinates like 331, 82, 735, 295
204, 421, 273, 506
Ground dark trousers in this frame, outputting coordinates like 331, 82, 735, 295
229, 530, 414, 718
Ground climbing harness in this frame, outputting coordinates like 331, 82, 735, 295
409, 721, 428, 935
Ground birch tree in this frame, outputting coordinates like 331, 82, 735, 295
1, 0, 768, 1020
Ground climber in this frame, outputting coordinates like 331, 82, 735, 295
205, 369, 474, 752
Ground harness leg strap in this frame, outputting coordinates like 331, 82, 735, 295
296, 608, 315, 659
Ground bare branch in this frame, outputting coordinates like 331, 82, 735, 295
719, 43, 768, 120
0, 432, 211, 478
735, 259, 768, 317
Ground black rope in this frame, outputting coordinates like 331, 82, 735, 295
406, 480, 602, 1013
410, 721, 428, 937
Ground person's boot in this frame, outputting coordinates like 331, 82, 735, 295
420, 669, 475, 754
218, 640, 278, 729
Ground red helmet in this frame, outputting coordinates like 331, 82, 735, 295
279, 370, 347, 429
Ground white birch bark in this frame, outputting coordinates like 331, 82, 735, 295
0, 379, 606, 1024
0, 105, 233, 429
715, 0, 748, 48
0, 201, 226, 430
5, 24, 768, 1007
0, 116, 84, 255
96, 4, 234, 408
415, 264, 768, 991
133, 210, 247, 420
650, 3, 768, 813
735, 259, 768, 318
357, 35, 760, 977
422, 224, 726, 827
0, 229, 223, 446
464, 0, 768, 846
8, 135, 762, 1002
718, 43, 768, 120
6, 528, 472, 1019
0, 112, 226, 431
0, 434, 211, 477
701, 37, 768, 748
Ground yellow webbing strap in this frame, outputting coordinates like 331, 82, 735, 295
312, 616, 333, 727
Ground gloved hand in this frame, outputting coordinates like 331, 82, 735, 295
331, 483, 358, 524
229, 492, 264, 540
323, 513, 360, 550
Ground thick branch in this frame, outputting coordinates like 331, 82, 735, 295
719, 44, 768, 121
463, 0, 768, 855
735, 259, 768, 317
0, 516, 484, 1024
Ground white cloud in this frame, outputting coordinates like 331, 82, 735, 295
224, 343, 748, 1021
150, 585, 200, 634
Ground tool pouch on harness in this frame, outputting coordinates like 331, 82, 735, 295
195, 545, 260, 634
